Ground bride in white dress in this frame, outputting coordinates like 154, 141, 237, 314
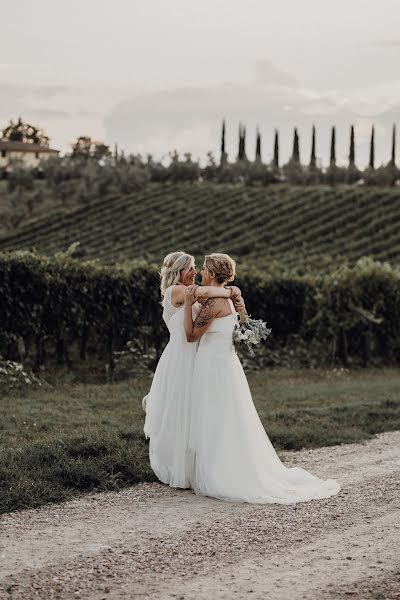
142, 251, 244, 489
183, 253, 341, 504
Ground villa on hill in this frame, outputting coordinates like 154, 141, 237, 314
0, 140, 59, 172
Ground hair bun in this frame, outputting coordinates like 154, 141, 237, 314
205, 253, 236, 284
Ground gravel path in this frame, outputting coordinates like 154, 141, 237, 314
1, 431, 399, 600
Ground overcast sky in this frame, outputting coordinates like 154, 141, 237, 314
1, 0, 400, 165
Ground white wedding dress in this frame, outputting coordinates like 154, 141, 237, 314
187, 299, 341, 504
143, 285, 200, 488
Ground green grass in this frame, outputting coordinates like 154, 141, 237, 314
1, 183, 400, 271
1, 367, 400, 514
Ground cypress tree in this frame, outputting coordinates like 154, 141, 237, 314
310, 125, 316, 168
292, 128, 300, 163
369, 125, 375, 169
242, 124, 247, 160
220, 119, 227, 165
330, 126, 336, 166
349, 125, 355, 167
273, 129, 279, 168
255, 126, 262, 162
390, 124, 396, 167
237, 122, 243, 161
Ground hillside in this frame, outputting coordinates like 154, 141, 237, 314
0, 182, 399, 271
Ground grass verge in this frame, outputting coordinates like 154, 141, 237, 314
1, 367, 399, 514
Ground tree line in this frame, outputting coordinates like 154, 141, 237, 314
223, 119, 398, 186
1, 117, 399, 204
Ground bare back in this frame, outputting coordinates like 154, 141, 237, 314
193, 297, 234, 330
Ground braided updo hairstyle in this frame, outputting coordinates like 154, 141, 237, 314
204, 253, 236, 285
160, 251, 194, 296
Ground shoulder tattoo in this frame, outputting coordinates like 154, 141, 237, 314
193, 298, 218, 329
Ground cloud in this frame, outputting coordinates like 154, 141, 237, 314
370, 39, 400, 47
0, 83, 70, 119
0, 63, 396, 166
254, 59, 297, 87
104, 63, 398, 167
104, 79, 349, 165
27, 109, 70, 119
0, 83, 69, 100
0, 63, 20, 70
0, 82, 123, 152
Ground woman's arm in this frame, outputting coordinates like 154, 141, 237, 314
232, 296, 247, 321
184, 287, 221, 342
172, 284, 241, 307
196, 285, 239, 299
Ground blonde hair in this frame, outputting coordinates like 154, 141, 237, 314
204, 253, 236, 285
160, 251, 194, 296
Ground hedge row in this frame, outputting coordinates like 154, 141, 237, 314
0, 252, 162, 369
1, 252, 399, 370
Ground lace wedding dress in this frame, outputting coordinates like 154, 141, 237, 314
143, 285, 200, 488
187, 299, 341, 504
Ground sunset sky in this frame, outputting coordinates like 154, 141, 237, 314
1, 0, 399, 165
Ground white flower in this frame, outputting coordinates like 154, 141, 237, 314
233, 317, 272, 354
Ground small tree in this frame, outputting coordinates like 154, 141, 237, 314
292, 128, 300, 163
283, 129, 304, 183
7, 160, 35, 192
255, 127, 262, 163
272, 129, 279, 169
325, 127, 346, 185
330, 126, 336, 166
369, 125, 375, 169
305, 125, 323, 183
390, 124, 396, 167
347, 125, 360, 183
237, 122, 247, 161
71, 136, 111, 161
310, 125, 316, 169
1, 117, 50, 146
349, 125, 355, 167
220, 119, 228, 166
382, 124, 399, 187
237, 122, 242, 161
71, 136, 92, 159
166, 151, 200, 183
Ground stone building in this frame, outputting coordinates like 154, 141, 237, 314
0, 140, 59, 172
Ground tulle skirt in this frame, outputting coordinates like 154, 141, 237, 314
143, 332, 197, 488
187, 345, 341, 504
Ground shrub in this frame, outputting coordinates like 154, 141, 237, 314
0, 357, 41, 390
0, 252, 399, 370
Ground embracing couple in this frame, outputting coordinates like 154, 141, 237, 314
143, 251, 340, 504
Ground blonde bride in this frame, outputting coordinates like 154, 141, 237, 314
142, 251, 244, 488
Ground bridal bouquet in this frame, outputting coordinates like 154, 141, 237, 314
233, 313, 272, 355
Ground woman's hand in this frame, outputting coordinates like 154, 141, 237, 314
184, 284, 198, 306
227, 285, 245, 312
228, 286, 242, 301
196, 294, 208, 305
233, 296, 246, 313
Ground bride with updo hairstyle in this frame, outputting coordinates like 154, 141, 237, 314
183, 252, 340, 504
203, 252, 236, 284
142, 250, 245, 489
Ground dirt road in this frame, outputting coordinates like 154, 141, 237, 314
1, 431, 399, 600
